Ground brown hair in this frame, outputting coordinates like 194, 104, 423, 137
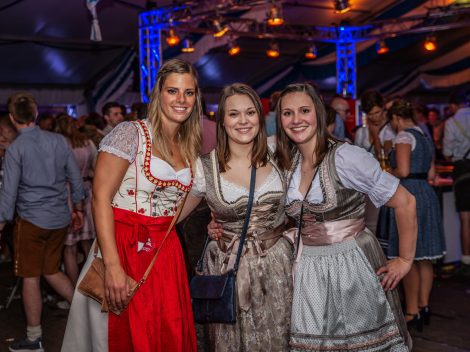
275, 83, 330, 171
147, 59, 202, 165
55, 113, 89, 149
216, 83, 268, 172
7, 92, 37, 124
387, 98, 416, 123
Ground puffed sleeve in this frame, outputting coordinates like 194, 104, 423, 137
191, 157, 206, 198
335, 143, 399, 208
394, 130, 414, 146
99, 122, 138, 163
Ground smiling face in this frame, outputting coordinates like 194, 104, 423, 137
280, 92, 317, 146
160, 72, 196, 126
223, 93, 260, 146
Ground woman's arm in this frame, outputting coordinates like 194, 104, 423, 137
392, 143, 411, 178
377, 185, 417, 290
92, 152, 130, 312
177, 194, 203, 223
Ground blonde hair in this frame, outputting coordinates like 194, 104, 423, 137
147, 59, 202, 165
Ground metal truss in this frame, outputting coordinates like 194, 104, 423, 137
139, 2, 470, 100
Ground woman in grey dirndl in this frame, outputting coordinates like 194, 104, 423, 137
179, 83, 293, 351
275, 83, 417, 351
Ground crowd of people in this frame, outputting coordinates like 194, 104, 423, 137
0, 58, 468, 352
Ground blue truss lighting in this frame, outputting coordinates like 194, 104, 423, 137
139, 7, 188, 102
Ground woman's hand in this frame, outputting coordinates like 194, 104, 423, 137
105, 263, 130, 312
376, 257, 412, 291
207, 212, 223, 240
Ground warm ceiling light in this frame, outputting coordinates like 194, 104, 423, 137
376, 39, 389, 54
424, 34, 437, 51
266, 42, 280, 58
267, 4, 284, 26
181, 38, 195, 53
334, 0, 351, 14
213, 19, 229, 38
228, 40, 240, 56
305, 43, 317, 59
166, 28, 180, 46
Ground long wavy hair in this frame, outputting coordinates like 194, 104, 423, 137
274, 83, 330, 171
55, 113, 88, 149
146, 59, 202, 165
216, 83, 268, 172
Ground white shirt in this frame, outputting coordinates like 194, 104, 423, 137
287, 143, 399, 208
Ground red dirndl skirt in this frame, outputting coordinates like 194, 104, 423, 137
108, 207, 196, 352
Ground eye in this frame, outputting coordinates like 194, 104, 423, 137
185, 91, 195, 97
247, 110, 256, 116
229, 112, 238, 117
167, 88, 177, 95
301, 108, 310, 114
282, 111, 291, 117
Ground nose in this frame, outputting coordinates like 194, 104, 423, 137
291, 111, 301, 124
176, 91, 186, 103
239, 112, 248, 124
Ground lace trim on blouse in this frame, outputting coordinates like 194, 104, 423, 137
99, 121, 138, 163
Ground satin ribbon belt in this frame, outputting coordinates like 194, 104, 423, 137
286, 217, 366, 265
216, 223, 289, 311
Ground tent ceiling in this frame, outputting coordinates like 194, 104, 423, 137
1, 0, 469, 103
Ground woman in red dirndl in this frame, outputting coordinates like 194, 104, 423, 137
61, 58, 202, 352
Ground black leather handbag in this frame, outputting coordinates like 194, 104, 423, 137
190, 166, 256, 324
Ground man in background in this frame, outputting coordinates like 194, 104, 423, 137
0, 93, 85, 352
101, 101, 124, 135
330, 95, 350, 140
443, 90, 470, 277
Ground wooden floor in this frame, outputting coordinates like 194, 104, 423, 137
1, 259, 469, 352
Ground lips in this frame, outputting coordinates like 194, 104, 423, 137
172, 106, 188, 113
235, 127, 252, 134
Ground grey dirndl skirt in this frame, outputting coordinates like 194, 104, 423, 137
290, 230, 411, 352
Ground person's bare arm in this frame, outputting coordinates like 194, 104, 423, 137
177, 194, 203, 223
391, 143, 411, 178
377, 185, 417, 290
92, 152, 129, 311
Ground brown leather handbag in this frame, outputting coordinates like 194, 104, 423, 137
77, 198, 185, 316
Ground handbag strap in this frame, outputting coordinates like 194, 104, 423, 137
453, 119, 470, 159
196, 166, 257, 274
95, 192, 188, 288
233, 166, 256, 273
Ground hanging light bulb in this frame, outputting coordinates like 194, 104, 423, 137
166, 28, 180, 46
376, 39, 389, 54
305, 43, 317, 59
334, 0, 351, 14
267, 4, 284, 26
181, 37, 195, 53
424, 34, 437, 51
213, 19, 229, 38
266, 42, 280, 58
228, 39, 241, 56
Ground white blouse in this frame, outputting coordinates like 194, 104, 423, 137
393, 126, 425, 151
191, 157, 283, 202
354, 123, 396, 154
100, 122, 191, 186
287, 143, 399, 208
